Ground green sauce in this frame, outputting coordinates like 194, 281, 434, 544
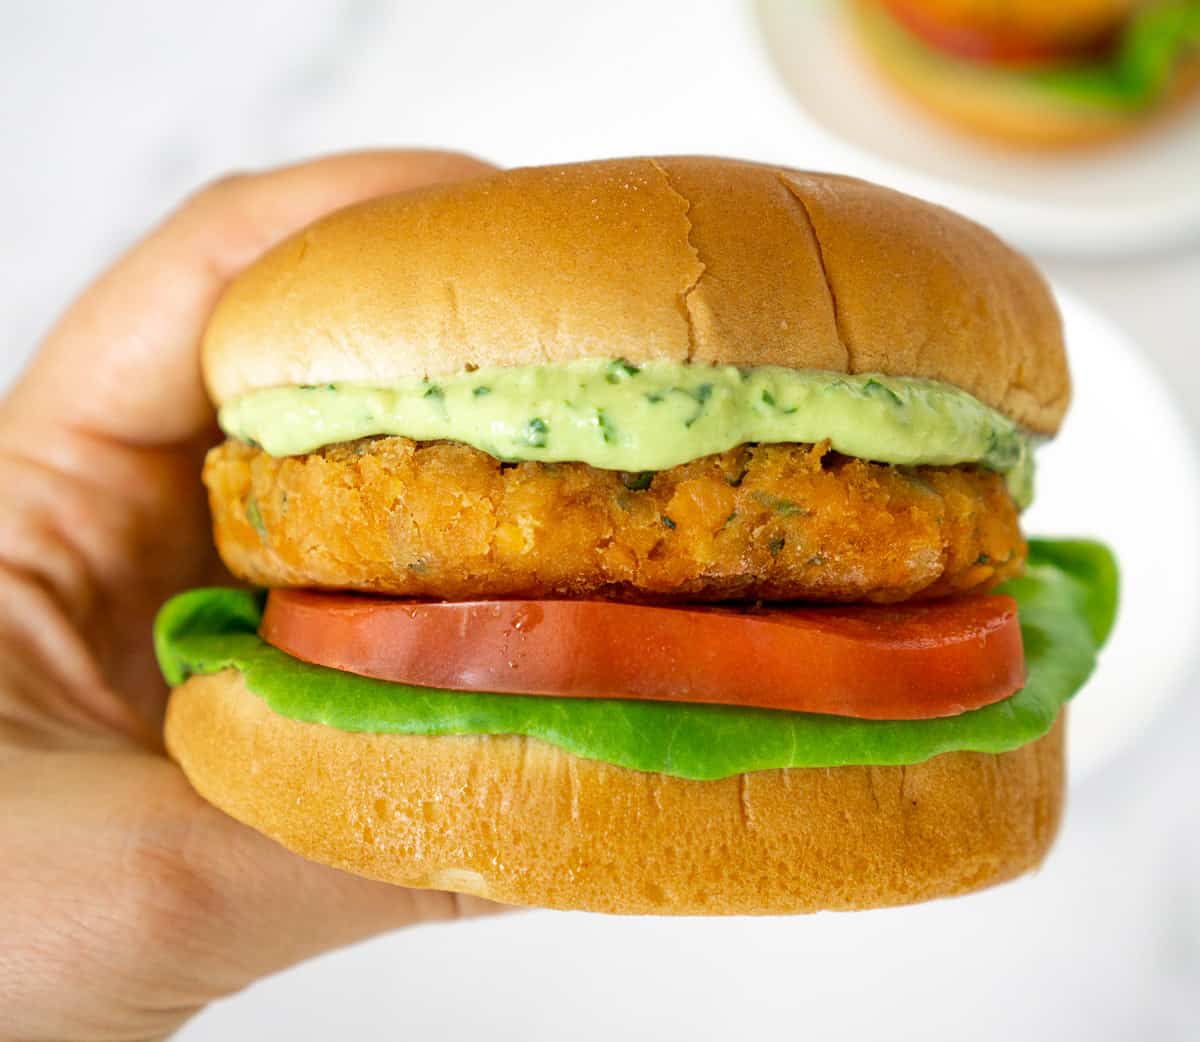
219, 359, 1036, 506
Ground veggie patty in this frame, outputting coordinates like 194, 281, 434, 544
206, 436, 1024, 603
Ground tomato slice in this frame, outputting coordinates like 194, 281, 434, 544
260, 591, 1025, 720
881, 0, 1114, 67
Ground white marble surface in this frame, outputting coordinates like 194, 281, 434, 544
3, 2, 1198, 1038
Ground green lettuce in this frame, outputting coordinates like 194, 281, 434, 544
1033, 1, 1200, 108
154, 539, 1117, 781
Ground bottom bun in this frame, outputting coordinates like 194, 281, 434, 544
849, 0, 1200, 148
165, 670, 1064, 915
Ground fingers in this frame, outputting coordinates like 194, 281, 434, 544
173, 796, 506, 1004
3, 150, 495, 447
1, 746, 505, 1041
0, 150, 496, 737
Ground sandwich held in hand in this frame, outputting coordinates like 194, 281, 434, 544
156, 157, 1117, 914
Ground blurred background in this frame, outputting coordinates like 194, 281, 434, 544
3, 2, 1198, 1038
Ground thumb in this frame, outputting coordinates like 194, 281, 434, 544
4, 149, 496, 449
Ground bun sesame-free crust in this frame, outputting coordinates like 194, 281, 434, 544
202, 157, 1068, 434
165, 670, 1064, 915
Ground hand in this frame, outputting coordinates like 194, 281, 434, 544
0, 151, 499, 1042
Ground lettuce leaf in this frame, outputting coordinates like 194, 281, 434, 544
1031, 1, 1200, 107
154, 539, 1117, 780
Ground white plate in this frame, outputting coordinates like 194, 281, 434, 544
1025, 287, 1200, 778
755, 0, 1200, 256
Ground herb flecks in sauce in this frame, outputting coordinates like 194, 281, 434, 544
219, 359, 1037, 506
522, 417, 549, 449
595, 408, 618, 445
606, 358, 640, 383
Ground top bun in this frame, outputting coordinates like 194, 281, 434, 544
203, 157, 1068, 434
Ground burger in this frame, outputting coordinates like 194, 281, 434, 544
847, 0, 1200, 146
155, 157, 1117, 915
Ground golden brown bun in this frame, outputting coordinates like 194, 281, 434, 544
165, 669, 1065, 915
202, 157, 1068, 434
850, 0, 1200, 149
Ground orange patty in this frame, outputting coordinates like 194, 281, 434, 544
205, 437, 1025, 603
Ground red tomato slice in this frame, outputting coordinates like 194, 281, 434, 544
882, 0, 1111, 67
260, 591, 1025, 720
